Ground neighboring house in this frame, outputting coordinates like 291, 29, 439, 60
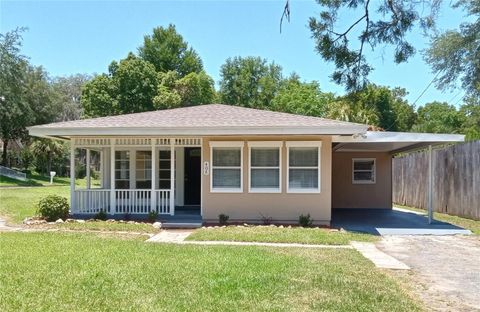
28, 104, 463, 225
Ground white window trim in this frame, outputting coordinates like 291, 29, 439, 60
248, 141, 282, 193
209, 141, 244, 193
352, 158, 376, 184
286, 141, 322, 194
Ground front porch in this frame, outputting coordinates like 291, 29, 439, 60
70, 137, 202, 219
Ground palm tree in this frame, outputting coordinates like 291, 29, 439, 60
31, 139, 64, 174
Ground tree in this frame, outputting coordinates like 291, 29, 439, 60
271, 75, 333, 117
31, 138, 65, 175
459, 96, 480, 141
219, 56, 283, 108
0, 28, 30, 165
82, 54, 158, 117
325, 84, 416, 131
307, 0, 441, 91
138, 25, 203, 77
425, 0, 480, 98
175, 71, 216, 106
412, 101, 465, 134
51, 74, 91, 121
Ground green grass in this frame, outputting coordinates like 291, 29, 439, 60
0, 185, 71, 223
396, 204, 480, 235
187, 225, 378, 245
0, 232, 422, 312
0, 172, 100, 187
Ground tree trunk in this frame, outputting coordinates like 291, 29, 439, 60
1, 139, 8, 167
47, 151, 52, 174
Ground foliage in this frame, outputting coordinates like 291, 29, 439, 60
459, 97, 480, 141
31, 139, 67, 175
94, 210, 107, 221
37, 195, 69, 221
412, 101, 465, 134
138, 24, 203, 77
298, 213, 313, 227
51, 74, 91, 121
308, 0, 441, 91
271, 75, 334, 117
218, 213, 229, 225
219, 56, 283, 108
148, 210, 159, 223
153, 70, 216, 109
425, 0, 480, 98
326, 84, 416, 131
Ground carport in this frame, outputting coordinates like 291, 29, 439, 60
331, 131, 469, 235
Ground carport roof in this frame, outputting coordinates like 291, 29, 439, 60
332, 131, 465, 154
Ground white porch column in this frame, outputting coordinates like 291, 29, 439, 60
70, 141, 75, 213
86, 149, 91, 189
99, 149, 104, 188
170, 141, 175, 215
110, 140, 116, 215
427, 144, 434, 224
151, 142, 157, 212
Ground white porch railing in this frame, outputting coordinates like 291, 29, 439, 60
73, 189, 172, 215
74, 189, 111, 214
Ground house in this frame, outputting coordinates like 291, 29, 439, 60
28, 104, 464, 225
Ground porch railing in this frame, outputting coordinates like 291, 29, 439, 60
74, 189, 111, 214
73, 189, 172, 215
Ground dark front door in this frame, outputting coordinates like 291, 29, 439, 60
184, 147, 201, 205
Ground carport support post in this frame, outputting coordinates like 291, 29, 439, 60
428, 144, 434, 224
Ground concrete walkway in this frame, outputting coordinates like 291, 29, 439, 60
146, 230, 352, 249
351, 241, 410, 270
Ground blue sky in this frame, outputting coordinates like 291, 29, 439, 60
0, 0, 468, 107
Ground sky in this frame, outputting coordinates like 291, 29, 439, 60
0, 0, 469, 108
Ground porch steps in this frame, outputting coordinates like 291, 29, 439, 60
161, 222, 203, 229
159, 213, 202, 229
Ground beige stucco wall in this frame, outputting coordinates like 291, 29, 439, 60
201, 136, 332, 225
332, 152, 392, 209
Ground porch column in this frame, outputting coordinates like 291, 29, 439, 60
110, 140, 116, 215
86, 149, 91, 189
70, 141, 75, 213
99, 149, 104, 188
427, 144, 434, 224
170, 141, 175, 215
151, 142, 157, 212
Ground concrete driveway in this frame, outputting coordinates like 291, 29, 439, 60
332, 208, 471, 235
378, 235, 480, 311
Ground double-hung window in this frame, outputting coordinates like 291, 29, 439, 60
248, 142, 282, 193
115, 151, 130, 189
210, 142, 244, 192
352, 158, 376, 184
286, 142, 321, 193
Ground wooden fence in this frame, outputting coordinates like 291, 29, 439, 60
392, 140, 480, 220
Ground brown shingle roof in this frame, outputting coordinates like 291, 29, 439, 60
29, 104, 368, 136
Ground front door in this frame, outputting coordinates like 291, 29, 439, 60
184, 147, 201, 205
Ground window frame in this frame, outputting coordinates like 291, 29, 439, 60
248, 141, 282, 193
286, 141, 322, 194
352, 158, 376, 184
209, 141, 244, 193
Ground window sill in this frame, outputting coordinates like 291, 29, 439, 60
287, 188, 321, 194
210, 188, 243, 193
248, 188, 282, 194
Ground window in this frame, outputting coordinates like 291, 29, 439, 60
286, 142, 321, 193
210, 142, 244, 192
135, 151, 151, 189
158, 150, 171, 189
115, 151, 130, 189
352, 158, 376, 184
248, 142, 282, 193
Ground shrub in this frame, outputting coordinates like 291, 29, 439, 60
218, 214, 229, 225
95, 210, 107, 221
259, 212, 273, 225
299, 214, 313, 227
148, 210, 158, 223
37, 195, 69, 222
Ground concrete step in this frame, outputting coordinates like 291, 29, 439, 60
161, 222, 203, 229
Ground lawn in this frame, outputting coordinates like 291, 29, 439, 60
0, 172, 99, 187
396, 205, 480, 235
0, 232, 422, 312
42, 221, 160, 234
187, 225, 378, 245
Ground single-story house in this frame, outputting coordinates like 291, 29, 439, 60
28, 104, 464, 225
